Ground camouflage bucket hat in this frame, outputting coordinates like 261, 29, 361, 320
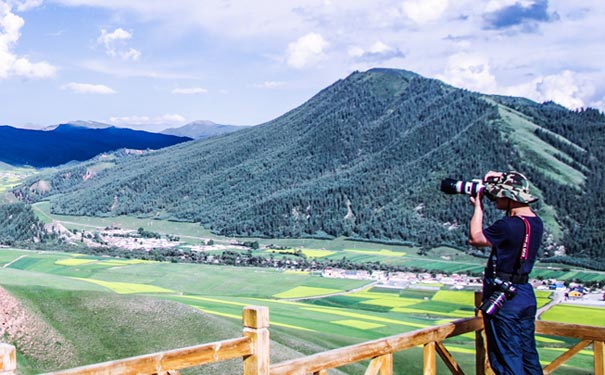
484, 171, 538, 204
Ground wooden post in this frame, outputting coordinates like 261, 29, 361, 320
595, 340, 604, 375
474, 291, 486, 375
243, 306, 270, 375
423, 342, 436, 375
380, 353, 393, 375
0, 344, 16, 375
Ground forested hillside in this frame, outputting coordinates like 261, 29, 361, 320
13, 68, 605, 266
0, 203, 53, 245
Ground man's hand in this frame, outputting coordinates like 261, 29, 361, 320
484, 170, 504, 182
470, 191, 483, 210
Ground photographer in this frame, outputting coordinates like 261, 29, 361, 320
468, 171, 543, 375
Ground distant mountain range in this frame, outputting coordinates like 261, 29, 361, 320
161, 120, 247, 139
13, 68, 605, 267
0, 124, 191, 168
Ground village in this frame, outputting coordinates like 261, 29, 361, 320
321, 267, 605, 307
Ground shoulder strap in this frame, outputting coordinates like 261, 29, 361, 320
513, 215, 531, 272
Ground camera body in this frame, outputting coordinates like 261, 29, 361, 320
440, 178, 485, 197
479, 277, 518, 316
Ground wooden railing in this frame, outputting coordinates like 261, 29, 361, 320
1, 293, 604, 375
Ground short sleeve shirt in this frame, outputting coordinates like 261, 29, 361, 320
483, 215, 543, 275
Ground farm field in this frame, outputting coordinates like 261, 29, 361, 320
30, 201, 605, 283
1, 248, 602, 374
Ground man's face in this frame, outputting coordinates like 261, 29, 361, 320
495, 197, 510, 211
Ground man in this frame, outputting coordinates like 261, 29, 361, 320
469, 171, 543, 375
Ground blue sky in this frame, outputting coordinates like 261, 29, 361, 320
1, 0, 604, 132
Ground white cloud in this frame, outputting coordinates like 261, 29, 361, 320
0, 2, 56, 79
286, 32, 329, 69
171, 87, 208, 95
504, 70, 594, 110
9, 0, 43, 11
535, 70, 589, 109
12, 57, 55, 77
402, 0, 449, 24
348, 40, 405, 63
61, 82, 116, 94
108, 114, 187, 129
97, 27, 141, 61
437, 52, 498, 93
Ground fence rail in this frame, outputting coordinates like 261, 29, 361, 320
0, 293, 603, 375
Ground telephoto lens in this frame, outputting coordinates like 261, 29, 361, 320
440, 178, 485, 197
480, 291, 508, 316
479, 278, 518, 316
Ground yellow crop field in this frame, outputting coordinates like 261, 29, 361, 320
55, 259, 96, 266
300, 249, 335, 257
432, 290, 475, 305
56, 258, 150, 267
72, 278, 175, 294
283, 270, 310, 275
273, 286, 340, 299
344, 249, 406, 257
332, 319, 384, 330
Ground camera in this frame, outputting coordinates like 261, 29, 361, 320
440, 178, 486, 197
479, 278, 518, 316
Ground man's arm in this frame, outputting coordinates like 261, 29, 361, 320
469, 192, 492, 247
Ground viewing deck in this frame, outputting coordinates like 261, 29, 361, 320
1, 292, 603, 375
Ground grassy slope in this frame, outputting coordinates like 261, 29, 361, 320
496, 104, 588, 241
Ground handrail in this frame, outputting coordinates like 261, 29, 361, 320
38, 337, 252, 375
269, 316, 483, 375
0, 294, 603, 375
535, 320, 605, 375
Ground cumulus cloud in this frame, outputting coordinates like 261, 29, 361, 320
171, 87, 208, 95
402, 0, 449, 24
0, 2, 56, 79
348, 41, 405, 62
9, 0, 43, 11
61, 82, 116, 94
437, 52, 498, 93
286, 32, 329, 69
108, 114, 187, 129
504, 70, 594, 110
97, 28, 141, 61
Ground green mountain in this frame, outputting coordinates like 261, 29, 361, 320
13, 68, 605, 266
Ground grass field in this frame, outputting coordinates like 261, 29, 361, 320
1, 248, 601, 374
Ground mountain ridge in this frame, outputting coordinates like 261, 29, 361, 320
160, 120, 247, 139
0, 124, 191, 168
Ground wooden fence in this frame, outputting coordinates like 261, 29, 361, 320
1, 293, 604, 375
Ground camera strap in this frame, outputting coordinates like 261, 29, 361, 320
487, 215, 531, 280
515, 215, 531, 266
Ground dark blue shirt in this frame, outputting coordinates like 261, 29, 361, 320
483, 215, 543, 276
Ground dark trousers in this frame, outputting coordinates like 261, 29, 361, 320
483, 289, 543, 375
